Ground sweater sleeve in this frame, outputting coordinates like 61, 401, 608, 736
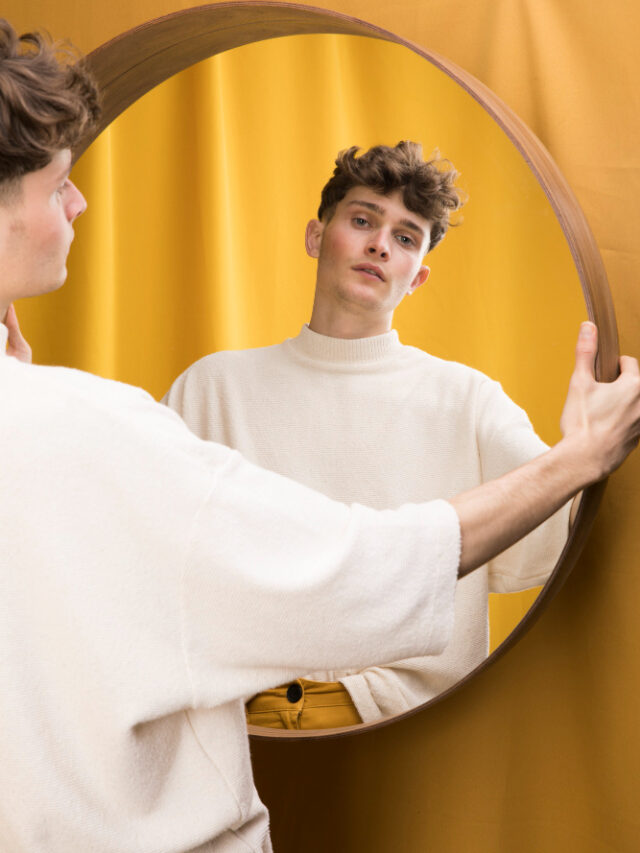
179, 447, 461, 709
161, 358, 225, 442
475, 379, 571, 591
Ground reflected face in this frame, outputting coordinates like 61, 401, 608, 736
0, 149, 86, 303
306, 187, 431, 325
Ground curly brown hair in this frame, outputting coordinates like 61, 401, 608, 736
0, 19, 100, 199
318, 141, 465, 253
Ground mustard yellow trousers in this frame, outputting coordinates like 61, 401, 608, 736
246, 679, 362, 730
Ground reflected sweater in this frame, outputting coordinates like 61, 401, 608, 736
0, 323, 461, 852
165, 324, 570, 722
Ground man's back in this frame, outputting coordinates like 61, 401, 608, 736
0, 348, 267, 851
1, 330, 462, 850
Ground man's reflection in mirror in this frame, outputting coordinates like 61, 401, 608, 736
164, 143, 571, 728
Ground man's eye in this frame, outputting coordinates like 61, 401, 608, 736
397, 234, 414, 246
353, 216, 369, 226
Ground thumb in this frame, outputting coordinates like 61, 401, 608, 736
573, 321, 598, 378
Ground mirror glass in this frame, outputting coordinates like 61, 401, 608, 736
18, 32, 585, 729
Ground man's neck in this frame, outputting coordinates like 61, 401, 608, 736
308, 303, 393, 340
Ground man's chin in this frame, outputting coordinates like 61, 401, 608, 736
48, 267, 68, 293
31, 275, 67, 300
340, 287, 384, 313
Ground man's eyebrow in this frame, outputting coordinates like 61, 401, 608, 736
53, 156, 73, 182
49, 168, 70, 188
346, 199, 426, 239
398, 218, 425, 238
346, 199, 386, 215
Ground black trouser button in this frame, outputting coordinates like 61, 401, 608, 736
286, 682, 303, 703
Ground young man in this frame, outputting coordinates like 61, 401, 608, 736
2, 19, 640, 853
165, 144, 577, 728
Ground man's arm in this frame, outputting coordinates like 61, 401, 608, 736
453, 322, 639, 576
10, 306, 634, 584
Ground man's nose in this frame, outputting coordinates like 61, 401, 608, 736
367, 230, 390, 259
66, 181, 88, 222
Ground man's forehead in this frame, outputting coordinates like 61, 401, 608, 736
48, 148, 72, 178
2, 149, 72, 209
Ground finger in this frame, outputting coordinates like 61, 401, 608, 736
5, 304, 24, 349
619, 355, 640, 376
5, 303, 32, 363
5, 303, 18, 332
573, 322, 598, 377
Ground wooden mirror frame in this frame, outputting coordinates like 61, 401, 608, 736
79, 0, 618, 741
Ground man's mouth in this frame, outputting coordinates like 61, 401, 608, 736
352, 264, 385, 281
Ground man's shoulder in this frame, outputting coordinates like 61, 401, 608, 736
1, 358, 181, 445
398, 342, 498, 388
2, 357, 152, 406
177, 340, 288, 382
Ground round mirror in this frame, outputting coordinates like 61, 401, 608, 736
21, 2, 615, 738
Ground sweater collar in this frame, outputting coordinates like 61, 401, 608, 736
0, 323, 7, 355
288, 324, 402, 365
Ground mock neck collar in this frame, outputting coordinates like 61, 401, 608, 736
0, 323, 7, 355
288, 324, 402, 365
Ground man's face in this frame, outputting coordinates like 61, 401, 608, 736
306, 186, 431, 325
0, 149, 86, 303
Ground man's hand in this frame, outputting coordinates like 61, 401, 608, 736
560, 322, 640, 481
4, 304, 32, 364
452, 322, 640, 576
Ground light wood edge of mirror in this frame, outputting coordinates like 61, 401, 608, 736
75, 1, 618, 742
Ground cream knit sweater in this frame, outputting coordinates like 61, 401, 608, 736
165, 325, 570, 722
0, 323, 461, 852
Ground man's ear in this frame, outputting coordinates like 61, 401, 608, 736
305, 219, 324, 259
409, 265, 430, 294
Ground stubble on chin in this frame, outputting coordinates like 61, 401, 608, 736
334, 280, 386, 314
